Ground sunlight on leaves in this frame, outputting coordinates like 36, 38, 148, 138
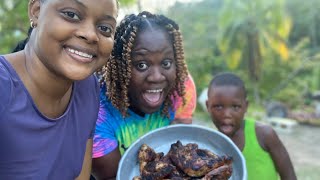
279, 42, 289, 61
227, 49, 242, 69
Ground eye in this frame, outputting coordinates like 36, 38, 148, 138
136, 62, 148, 71
98, 25, 113, 37
162, 60, 173, 69
213, 105, 223, 111
62, 11, 80, 20
232, 105, 241, 111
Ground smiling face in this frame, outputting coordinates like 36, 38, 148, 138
206, 85, 248, 138
29, 0, 117, 81
128, 28, 176, 115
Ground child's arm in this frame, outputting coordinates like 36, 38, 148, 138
258, 124, 297, 180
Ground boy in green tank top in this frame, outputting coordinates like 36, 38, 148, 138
206, 72, 296, 180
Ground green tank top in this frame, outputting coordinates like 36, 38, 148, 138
242, 119, 278, 180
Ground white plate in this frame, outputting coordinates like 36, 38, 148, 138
117, 124, 247, 180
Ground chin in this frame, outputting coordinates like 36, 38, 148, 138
66, 70, 93, 81
143, 109, 159, 114
69, 74, 90, 81
143, 106, 162, 114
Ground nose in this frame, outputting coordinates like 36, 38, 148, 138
147, 67, 165, 83
76, 22, 99, 43
223, 108, 233, 118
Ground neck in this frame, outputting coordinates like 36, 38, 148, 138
24, 45, 72, 100
129, 105, 146, 117
6, 49, 73, 118
230, 120, 245, 150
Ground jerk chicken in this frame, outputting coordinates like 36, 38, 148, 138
133, 141, 233, 180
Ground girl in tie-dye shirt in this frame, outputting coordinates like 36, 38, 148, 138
91, 11, 196, 179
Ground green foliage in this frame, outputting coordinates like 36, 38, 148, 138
119, 0, 136, 6
166, 0, 320, 112
167, 0, 224, 93
217, 0, 291, 81
0, 0, 29, 54
287, 0, 320, 53
1, 0, 320, 112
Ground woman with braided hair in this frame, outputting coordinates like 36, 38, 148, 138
91, 11, 197, 179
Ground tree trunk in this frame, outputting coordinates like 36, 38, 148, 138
247, 22, 262, 105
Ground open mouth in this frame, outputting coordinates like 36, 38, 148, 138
142, 89, 164, 107
220, 124, 234, 134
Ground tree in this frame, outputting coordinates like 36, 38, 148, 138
0, 0, 29, 53
287, 0, 320, 53
216, 0, 292, 104
167, 0, 224, 92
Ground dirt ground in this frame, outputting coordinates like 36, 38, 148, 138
193, 119, 320, 179
277, 124, 320, 179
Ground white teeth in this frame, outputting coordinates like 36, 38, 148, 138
146, 89, 163, 93
67, 48, 93, 59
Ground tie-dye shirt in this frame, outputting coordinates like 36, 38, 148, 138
92, 74, 196, 157
173, 74, 197, 122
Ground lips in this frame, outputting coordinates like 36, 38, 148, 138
142, 89, 164, 107
65, 47, 95, 63
219, 123, 234, 135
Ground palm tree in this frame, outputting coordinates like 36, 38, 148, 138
217, 0, 291, 104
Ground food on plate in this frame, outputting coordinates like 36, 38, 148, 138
133, 140, 233, 180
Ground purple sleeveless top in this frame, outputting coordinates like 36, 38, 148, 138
0, 56, 99, 179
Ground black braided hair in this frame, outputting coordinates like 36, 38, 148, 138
97, 11, 188, 117
209, 72, 247, 98
12, 27, 33, 53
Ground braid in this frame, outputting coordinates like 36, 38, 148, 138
12, 27, 33, 53
99, 11, 188, 117
156, 14, 188, 116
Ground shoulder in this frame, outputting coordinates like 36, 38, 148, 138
97, 92, 123, 128
0, 56, 13, 113
172, 74, 197, 120
72, 75, 100, 134
75, 75, 100, 102
80, 74, 99, 93
255, 121, 279, 152
184, 74, 196, 94
0, 56, 12, 83
255, 121, 275, 137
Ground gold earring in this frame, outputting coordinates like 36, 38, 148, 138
30, 19, 36, 28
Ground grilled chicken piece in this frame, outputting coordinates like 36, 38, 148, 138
136, 144, 174, 180
135, 142, 233, 180
133, 176, 142, 180
169, 141, 232, 178
138, 144, 158, 173
202, 162, 233, 180
160, 153, 190, 179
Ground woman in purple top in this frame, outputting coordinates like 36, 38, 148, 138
0, 0, 118, 179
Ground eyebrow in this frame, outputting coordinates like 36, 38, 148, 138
102, 14, 117, 24
73, 0, 87, 9
73, 0, 117, 23
132, 49, 148, 55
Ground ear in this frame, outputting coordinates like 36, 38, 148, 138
244, 99, 249, 113
28, 0, 41, 28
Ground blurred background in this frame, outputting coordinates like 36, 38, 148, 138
1, 0, 320, 179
